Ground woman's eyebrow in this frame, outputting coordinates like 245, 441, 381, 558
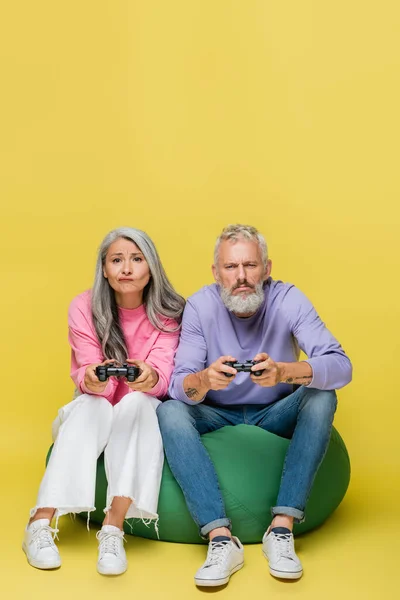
109, 251, 144, 257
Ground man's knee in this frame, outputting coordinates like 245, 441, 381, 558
157, 399, 193, 432
300, 389, 337, 421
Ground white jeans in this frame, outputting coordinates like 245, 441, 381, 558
31, 392, 163, 523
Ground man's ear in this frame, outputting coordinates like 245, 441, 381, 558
264, 259, 272, 281
212, 264, 219, 282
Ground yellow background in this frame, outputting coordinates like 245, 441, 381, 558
1, 1, 399, 598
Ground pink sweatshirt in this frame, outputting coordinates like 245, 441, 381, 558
68, 290, 180, 405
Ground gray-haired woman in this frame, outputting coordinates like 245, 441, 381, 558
23, 227, 185, 575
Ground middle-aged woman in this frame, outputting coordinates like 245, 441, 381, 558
23, 227, 185, 576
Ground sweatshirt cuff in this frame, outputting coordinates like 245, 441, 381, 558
303, 359, 324, 389
148, 372, 167, 399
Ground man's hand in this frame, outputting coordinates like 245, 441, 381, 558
251, 353, 313, 387
125, 359, 159, 393
84, 359, 115, 394
182, 355, 237, 401
202, 355, 238, 391
250, 353, 282, 387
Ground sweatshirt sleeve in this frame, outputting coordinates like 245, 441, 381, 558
282, 286, 352, 390
68, 294, 118, 401
168, 299, 208, 404
143, 319, 181, 399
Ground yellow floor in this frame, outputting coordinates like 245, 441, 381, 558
2, 421, 397, 600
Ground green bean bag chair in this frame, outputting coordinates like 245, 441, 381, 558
46, 424, 350, 544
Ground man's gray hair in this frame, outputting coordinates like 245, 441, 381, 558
214, 224, 268, 267
91, 227, 185, 364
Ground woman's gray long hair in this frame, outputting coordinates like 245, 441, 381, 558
91, 227, 185, 364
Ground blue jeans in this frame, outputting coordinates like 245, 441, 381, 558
156, 387, 337, 538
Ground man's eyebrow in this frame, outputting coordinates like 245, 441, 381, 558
224, 260, 258, 265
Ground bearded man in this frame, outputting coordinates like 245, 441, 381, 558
156, 224, 352, 587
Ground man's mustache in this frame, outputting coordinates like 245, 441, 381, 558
231, 281, 255, 291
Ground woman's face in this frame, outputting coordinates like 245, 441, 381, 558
103, 238, 151, 308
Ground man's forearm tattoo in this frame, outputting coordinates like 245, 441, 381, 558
185, 387, 199, 399
283, 376, 313, 384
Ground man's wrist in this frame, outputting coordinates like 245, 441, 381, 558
199, 368, 210, 391
277, 361, 313, 385
276, 362, 287, 384
183, 369, 210, 401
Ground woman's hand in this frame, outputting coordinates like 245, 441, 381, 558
84, 359, 115, 394
125, 359, 159, 393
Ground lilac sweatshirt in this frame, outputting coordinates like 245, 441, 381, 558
169, 278, 352, 406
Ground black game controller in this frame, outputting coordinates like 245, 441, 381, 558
95, 363, 140, 382
223, 360, 264, 377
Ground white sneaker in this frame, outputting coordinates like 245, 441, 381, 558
22, 518, 61, 570
262, 527, 303, 579
194, 536, 244, 587
96, 525, 127, 575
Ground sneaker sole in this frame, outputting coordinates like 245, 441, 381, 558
22, 544, 61, 570
262, 551, 302, 580
97, 563, 127, 576
194, 561, 244, 587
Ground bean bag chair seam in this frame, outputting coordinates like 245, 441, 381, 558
222, 488, 267, 529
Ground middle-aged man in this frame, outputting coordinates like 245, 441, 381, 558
157, 224, 352, 587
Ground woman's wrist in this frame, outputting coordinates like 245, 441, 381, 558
150, 367, 159, 388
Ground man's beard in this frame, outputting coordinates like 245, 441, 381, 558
219, 280, 265, 315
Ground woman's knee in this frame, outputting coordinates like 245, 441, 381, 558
53, 394, 112, 447
57, 394, 111, 425
116, 391, 158, 417
79, 394, 112, 418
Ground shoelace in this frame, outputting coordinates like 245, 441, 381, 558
96, 530, 125, 556
204, 540, 232, 568
271, 532, 296, 560
32, 525, 59, 550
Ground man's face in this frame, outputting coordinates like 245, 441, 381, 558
212, 239, 272, 316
